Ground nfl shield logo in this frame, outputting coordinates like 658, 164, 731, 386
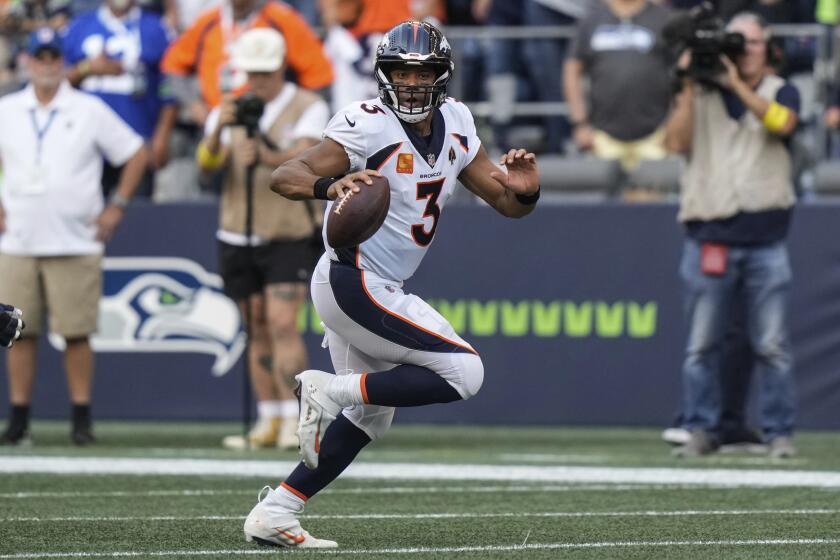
426, 153, 436, 166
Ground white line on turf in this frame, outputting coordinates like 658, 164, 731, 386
2, 456, 840, 487
2, 539, 840, 558
0, 484, 737, 500
3, 509, 839, 523
497, 453, 612, 463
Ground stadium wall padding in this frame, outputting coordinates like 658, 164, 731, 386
3, 201, 840, 429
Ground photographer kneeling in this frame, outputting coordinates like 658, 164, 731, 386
197, 28, 329, 451
664, 12, 799, 458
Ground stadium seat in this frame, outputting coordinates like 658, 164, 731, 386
538, 156, 623, 201
625, 157, 683, 195
813, 160, 840, 195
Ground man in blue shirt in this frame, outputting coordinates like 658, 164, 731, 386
63, 0, 176, 197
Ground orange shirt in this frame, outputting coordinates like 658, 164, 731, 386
350, 0, 412, 37
162, 2, 333, 107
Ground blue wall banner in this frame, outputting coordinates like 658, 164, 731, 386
2, 202, 839, 429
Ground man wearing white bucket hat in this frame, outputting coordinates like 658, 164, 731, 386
198, 27, 329, 452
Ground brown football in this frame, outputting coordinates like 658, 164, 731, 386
326, 175, 391, 249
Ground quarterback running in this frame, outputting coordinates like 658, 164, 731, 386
243, 20, 540, 549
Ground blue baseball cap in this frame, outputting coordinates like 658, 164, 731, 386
28, 28, 63, 56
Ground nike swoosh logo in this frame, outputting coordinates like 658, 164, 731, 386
345, 115, 356, 127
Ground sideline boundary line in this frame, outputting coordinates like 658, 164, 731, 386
2, 456, 840, 488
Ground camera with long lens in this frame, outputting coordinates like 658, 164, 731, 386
662, 2, 745, 85
234, 92, 265, 134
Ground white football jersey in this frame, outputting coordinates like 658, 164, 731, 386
323, 97, 481, 283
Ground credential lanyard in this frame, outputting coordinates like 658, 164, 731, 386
29, 108, 58, 164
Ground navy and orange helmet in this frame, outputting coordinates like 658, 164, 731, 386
374, 21, 454, 123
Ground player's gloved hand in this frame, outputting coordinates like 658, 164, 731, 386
0, 304, 24, 348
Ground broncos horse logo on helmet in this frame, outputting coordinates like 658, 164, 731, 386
375, 20, 454, 123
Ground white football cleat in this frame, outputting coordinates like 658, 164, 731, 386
296, 370, 342, 469
244, 495, 337, 548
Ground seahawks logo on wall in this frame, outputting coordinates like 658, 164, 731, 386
48, 257, 245, 376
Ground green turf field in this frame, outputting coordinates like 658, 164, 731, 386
2, 422, 839, 559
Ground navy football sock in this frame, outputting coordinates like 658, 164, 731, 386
284, 414, 371, 498
364, 364, 461, 407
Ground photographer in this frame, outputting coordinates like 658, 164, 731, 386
664, 12, 799, 459
197, 28, 328, 451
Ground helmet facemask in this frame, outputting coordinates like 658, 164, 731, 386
376, 61, 451, 123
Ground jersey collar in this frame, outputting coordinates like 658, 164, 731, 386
397, 107, 446, 168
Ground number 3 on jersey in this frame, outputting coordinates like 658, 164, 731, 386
411, 179, 444, 247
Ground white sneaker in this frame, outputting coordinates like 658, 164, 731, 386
296, 370, 342, 469
222, 417, 280, 450
277, 416, 299, 450
661, 427, 691, 446
769, 436, 798, 459
243, 493, 337, 548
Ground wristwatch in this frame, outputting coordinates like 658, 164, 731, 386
109, 193, 131, 210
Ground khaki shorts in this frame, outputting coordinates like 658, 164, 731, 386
0, 253, 102, 338
592, 127, 667, 171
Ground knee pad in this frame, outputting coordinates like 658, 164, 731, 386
455, 353, 484, 400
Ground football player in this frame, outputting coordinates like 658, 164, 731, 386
242, 20, 540, 548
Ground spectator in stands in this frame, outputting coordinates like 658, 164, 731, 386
564, 0, 673, 171
0, 0, 71, 34
171, 0, 217, 31
430, 0, 485, 102
161, 0, 332, 126
484, 0, 581, 154
0, 0, 72, 92
196, 28, 328, 450
63, 0, 177, 198
523, 0, 584, 153
320, 0, 410, 113
664, 12, 799, 458
284, 0, 319, 26
0, 29, 147, 446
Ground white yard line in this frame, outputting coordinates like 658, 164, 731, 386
1, 456, 840, 487
2, 539, 840, 558
2, 509, 839, 523
0, 484, 740, 500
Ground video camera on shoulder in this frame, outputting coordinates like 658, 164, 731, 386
234, 92, 265, 134
662, 2, 745, 85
